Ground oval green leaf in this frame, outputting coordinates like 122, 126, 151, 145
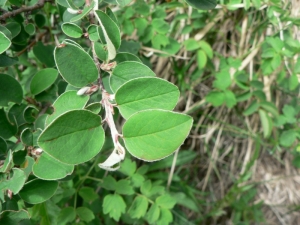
24, 23, 35, 35
19, 179, 58, 204
45, 91, 89, 126
95, 10, 121, 59
110, 61, 156, 93
70, 1, 95, 22
38, 110, 105, 164
0, 109, 17, 139
54, 42, 98, 87
0, 32, 11, 54
0, 74, 23, 106
115, 77, 179, 119
33, 152, 74, 180
61, 22, 83, 38
0, 25, 12, 40
5, 22, 21, 38
259, 109, 273, 138
30, 68, 58, 95
123, 110, 193, 161
115, 52, 141, 64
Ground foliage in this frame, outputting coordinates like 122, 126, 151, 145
1, 0, 300, 224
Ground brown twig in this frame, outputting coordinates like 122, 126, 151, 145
0, 0, 51, 21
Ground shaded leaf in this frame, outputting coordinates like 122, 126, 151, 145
19, 179, 58, 204
38, 110, 105, 165
0, 74, 23, 106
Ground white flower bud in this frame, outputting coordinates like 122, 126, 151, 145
67, 8, 79, 14
77, 87, 90, 96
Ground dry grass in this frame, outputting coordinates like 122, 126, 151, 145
139, 1, 300, 224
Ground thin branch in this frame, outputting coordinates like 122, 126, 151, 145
0, 0, 51, 21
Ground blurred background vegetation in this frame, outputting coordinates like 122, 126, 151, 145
1, 0, 300, 224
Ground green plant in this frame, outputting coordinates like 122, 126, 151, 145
0, 0, 220, 224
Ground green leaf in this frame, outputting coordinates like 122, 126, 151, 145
8, 104, 26, 127
115, 179, 135, 195
184, 0, 216, 10
152, 18, 169, 34
57, 207, 76, 225
33, 152, 74, 180
206, 91, 225, 107
118, 158, 136, 176
199, 40, 213, 59
260, 101, 279, 117
145, 203, 160, 224
128, 195, 149, 219
23, 105, 39, 123
35, 14, 46, 28
24, 23, 35, 35
0, 210, 30, 225
282, 105, 296, 124
20, 128, 34, 146
141, 180, 152, 196
19, 179, 58, 204
0, 150, 13, 173
0, 136, 7, 155
115, 52, 141, 63
110, 61, 156, 93
131, 173, 145, 187
183, 39, 200, 51
87, 25, 100, 41
33, 41, 55, 67
54, 42, 98, 87
0, 55, 18, 67
61, 22, 83, 38
30, 68, 58, 95
259, 109, 273, 138
95, 10, 121, 60
76, 207, 95, 222
70, 1, 95, 22
117, 0, 132, 7
156, 194, 176, 209
22, 156, 34, 178
45, 91, 89, 126
101, 175, 117, 191
171, 192, 199, 212
85, 102, 101, 114
0, 109, 17, 139
5, 22, 21, 38
0, 32, 11, 54
224, 90, 237, 108
94, 42, 108, 61
78, 187, 98, 202
197, 49, 207, 69
0, 25, 12, 40
38, 110, 105, 165
103, 194, 126, 221
115, 77, 179, 119
213, 71, 231, 90
0, 74, 23, 106
123, 110, 193, 161
156, 208, 173, 225
243, 100, 259, 116
0, 168, 26, 194
279, 130, 297, 147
